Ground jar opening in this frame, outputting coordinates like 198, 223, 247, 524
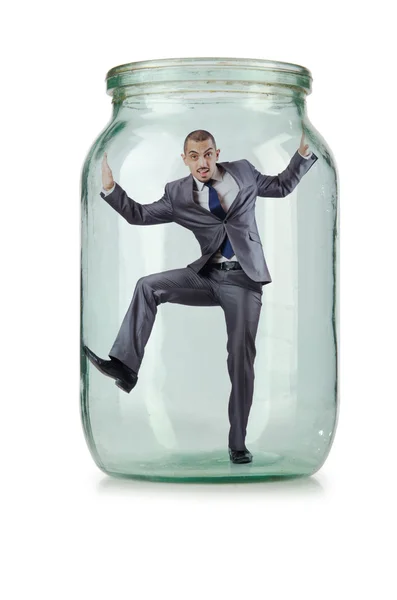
104, 56, 313, 99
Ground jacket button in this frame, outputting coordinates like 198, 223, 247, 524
224, 220, 228, 224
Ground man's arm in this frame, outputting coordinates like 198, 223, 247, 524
298, 150, 313, 159
102, 182, 116, 196
99, 182, 174, 225
246, 149, 318, 198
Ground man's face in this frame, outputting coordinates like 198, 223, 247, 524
181, 139, 221, 182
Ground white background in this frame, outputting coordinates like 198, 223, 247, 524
2, 1, 396, 598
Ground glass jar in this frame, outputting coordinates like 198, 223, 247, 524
80, 57, 339, 482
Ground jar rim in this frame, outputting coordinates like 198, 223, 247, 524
104, 56, 313, 96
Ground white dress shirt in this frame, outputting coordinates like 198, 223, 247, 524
191, 163, 239, 262
101, 150, 312, 264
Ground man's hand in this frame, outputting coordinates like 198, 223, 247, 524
102, 152, 115, 190
299, 131, 311, 157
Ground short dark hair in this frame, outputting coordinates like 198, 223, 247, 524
183, 130, 217, 155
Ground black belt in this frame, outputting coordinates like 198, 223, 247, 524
209, 261, 242, 271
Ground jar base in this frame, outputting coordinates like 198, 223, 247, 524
96, 449, 320, 482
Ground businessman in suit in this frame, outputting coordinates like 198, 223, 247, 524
83, 129, 318, 463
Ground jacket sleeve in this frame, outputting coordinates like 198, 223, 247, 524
245, 150, 318, 198
99, 182, 174, 225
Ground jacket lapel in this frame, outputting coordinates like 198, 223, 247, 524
219, 162, 243, 215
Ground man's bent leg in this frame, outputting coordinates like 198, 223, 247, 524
109, 267, 218, 373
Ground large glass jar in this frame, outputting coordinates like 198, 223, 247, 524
80, 57, 339, 481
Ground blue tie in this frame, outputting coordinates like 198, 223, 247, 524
204, 180, 235, 259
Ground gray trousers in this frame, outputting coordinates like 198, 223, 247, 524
109, 264, 263, 450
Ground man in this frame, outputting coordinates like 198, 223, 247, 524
83, 129, 318, 464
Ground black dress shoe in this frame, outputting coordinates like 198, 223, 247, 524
228, 447, 253, 464
83, 346, 138, 393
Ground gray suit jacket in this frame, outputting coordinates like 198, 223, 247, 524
100, 149, 318, 285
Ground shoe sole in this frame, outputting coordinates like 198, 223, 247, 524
115, 379, 135, 393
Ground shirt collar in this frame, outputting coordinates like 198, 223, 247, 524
192, 164, 223, 191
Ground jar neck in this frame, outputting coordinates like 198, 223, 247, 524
110, 86, 308, 121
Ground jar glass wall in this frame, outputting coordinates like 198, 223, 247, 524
80, 57, 339, 481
